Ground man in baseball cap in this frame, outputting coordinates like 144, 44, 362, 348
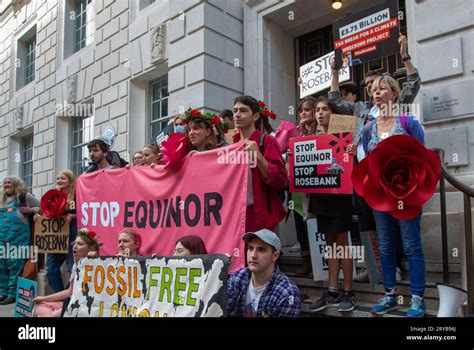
227, 229, 301, 317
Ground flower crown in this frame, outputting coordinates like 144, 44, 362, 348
176, 108, 229, 133
77, 228, 101, 245
258, 100, 277, 120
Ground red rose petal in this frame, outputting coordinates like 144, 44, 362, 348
352, 156, 369, 197
363, 176, 397, 212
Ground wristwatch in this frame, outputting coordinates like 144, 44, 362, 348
402, 55, 411, 62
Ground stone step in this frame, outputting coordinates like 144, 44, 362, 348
279, 256, 462, 285
300, 299, 437, 318
420, 212, 464, 264
290, 276, 440, 310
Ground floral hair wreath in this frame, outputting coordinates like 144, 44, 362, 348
77, 228, 102, 246
258, 100, 277, 120
176, 108, 230, 133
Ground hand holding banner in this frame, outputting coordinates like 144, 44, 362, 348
64, 255, 228, 317
77, 142, 249, 272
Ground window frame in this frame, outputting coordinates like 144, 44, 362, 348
149, 76, 169, 144
70, 116, 95, 176
20, 134, 34, 192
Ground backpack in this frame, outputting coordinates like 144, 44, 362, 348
258, 134, 287, 211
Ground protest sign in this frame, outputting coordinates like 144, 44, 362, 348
289, 133, 353, 194
327, 114, 357, 134
307, 219, 357, 281
299, 51, 350, 97
15, 277, 37, 317
34, 215, 69, 254
76, 142, 248, 272
64, 255, 228, 317
333, 0, 399, 67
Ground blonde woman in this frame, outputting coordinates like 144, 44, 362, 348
361, 75, 426, 317
35, 170, 77, 292
0, 176, 39, 304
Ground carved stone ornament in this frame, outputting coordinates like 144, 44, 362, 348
66, 76, 76, 104
151, 23, 166, 63
15, 105, 24, 130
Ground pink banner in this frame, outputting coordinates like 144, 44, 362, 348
76, 142, 248, 272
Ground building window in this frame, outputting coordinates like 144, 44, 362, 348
149, 77, 169, 143
70, 116, 94, 176
16, 26, 36, 90
21, 135, 34, 192
140, 0, 155, 11
24, 37, 36, 85
74, 0, 94, 53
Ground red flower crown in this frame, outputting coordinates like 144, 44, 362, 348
176, 108, 229, 133
77, 228, 101, 244
258, 100, 277, 120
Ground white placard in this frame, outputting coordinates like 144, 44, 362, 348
307, 218, 357, 281
299, 51, 350, 98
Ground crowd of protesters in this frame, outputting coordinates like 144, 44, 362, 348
0, 34, 429, 318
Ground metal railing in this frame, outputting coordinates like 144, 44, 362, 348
435, 149, 474, 316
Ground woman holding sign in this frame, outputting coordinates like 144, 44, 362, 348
118, 229, 142, 257
33, 229, 101, 317
176, 109, 220, 153
0, 176, 39, 305
173, 235, 208, 256
307, 96, 356, 313
35, 170, 78, 293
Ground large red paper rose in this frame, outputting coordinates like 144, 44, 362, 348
41, 189, 68, 219
352, 135, 441, 220
160, 133, 190, 169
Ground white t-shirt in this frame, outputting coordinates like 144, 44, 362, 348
245, 279, 269, 316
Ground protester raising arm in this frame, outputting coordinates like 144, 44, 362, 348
328, 57, 356, 115
398, 33, 421, 104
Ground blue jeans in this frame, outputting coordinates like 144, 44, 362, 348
372, 210, 425, 296
46, 220, 77, 292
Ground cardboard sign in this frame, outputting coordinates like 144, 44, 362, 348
327, 114, 357, 134
289, 133, 353, 194
333, 0, 399, 67
15, 277, 37, 317
64, 255, 228, 317
299, 51, 350, 97
307, 219, 357, 281
34, 216, 69, 254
